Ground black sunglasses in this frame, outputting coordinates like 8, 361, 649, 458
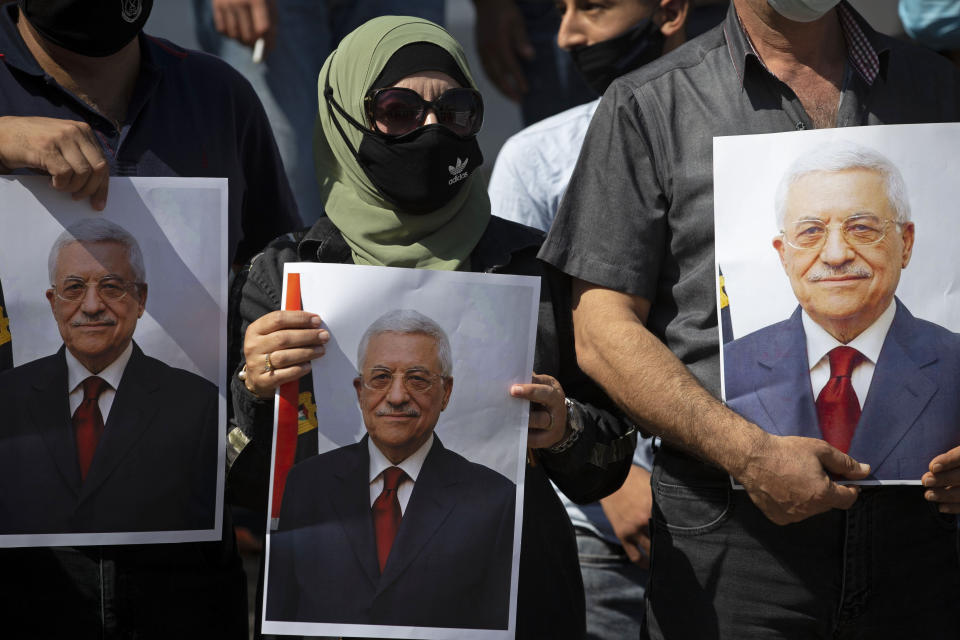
364, 87, 484, 137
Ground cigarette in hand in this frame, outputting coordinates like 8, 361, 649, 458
252, 38, 265, 64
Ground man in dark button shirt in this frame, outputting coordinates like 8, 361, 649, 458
541, 0, 960, 637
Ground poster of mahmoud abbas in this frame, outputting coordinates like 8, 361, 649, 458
715, 123, 960, 485
262, 263, 539, 639
0, 176, 227, 546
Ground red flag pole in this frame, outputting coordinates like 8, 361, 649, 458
271, 272, 302, 523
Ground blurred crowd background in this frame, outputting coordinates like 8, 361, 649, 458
147, 0, 906, 185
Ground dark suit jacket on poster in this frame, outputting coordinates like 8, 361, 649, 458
267, 434, 516, 629
723, 300, 960, 480
0, 343, 219, 535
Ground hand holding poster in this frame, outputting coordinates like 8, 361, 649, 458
262, 263, 539, 639
0, 176, 227, 546
715, 124, 960, 485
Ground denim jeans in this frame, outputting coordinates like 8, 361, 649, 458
642, 448, 960, 640
194, 0, 445, 225
577, 530, 648, 640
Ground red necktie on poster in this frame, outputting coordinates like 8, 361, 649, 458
373, 466, 406, 573
73, 375, 108, 481
816, 346, 865, 454
271, 272, 302, 522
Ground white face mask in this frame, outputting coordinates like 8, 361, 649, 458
767, 0, 841, 22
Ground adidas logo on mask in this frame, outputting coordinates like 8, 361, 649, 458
447, 158, 469, 185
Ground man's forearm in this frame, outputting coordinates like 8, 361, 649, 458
571, 281, 870, 525
574, 303, 762, 480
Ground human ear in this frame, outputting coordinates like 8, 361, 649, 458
440, 377, 453, 411
899, 222, 915, 268
773, 235, 788, 269
655, 0, 690, 38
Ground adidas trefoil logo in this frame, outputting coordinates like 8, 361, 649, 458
447, 158, 469, 185
448, 158, 468, 175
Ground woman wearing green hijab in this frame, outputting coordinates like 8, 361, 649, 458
230, 16, 634, 638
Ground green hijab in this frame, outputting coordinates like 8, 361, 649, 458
315, 16, 491, 270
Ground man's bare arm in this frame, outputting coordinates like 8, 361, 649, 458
571, 279, 871, 525
211, 0, 276, 50
471, 0, 534, 102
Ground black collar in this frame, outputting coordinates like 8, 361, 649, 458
722, 1, 891, 90
470, 216, 543, 272
295, 215, 544, 272
0, 3, 187, 128
296, 217, 354, 264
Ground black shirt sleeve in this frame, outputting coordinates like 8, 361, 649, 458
232, 91, 302, 266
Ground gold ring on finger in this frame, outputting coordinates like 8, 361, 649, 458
264, 352, 274, 374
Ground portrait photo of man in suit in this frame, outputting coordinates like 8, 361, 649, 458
266, 309, 516, 630
723, 141, 960, 481
0, 218, 219, 538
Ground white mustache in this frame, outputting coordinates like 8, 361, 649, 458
807, 265, 872, 282
71, 313, 116, 327
376, 407, 420, 418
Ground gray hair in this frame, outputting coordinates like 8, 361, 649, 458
774, 140, 911, 229
357, 309, 453, 377
48, 218, 146, 284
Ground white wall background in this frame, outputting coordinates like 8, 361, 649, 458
295, 264, 540, 484
714, 123, 960, 343
0, 177, 227, 386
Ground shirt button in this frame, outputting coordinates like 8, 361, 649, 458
796, 121, 807, 130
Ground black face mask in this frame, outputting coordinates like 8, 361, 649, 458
569, 17, 664, 95
19, 0, 153, 57
325, 85, 484, 215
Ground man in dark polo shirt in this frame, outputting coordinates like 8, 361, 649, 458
541, 0, 960, 637
0, 1, 300, 636
0, 0, 299, 266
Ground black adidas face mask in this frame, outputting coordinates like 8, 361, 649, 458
19, 0, 153, 57
569, 17, 664, 95
325, 84, 484, 215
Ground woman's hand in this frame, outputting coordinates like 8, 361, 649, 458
241, 310, 329, 398
511, 373, 568, 449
